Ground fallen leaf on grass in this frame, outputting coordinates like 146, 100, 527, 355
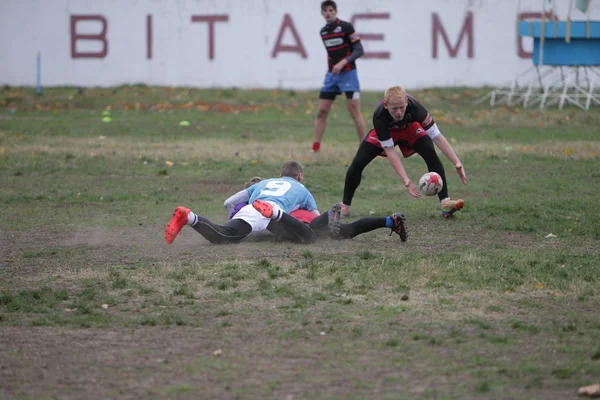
213, 349, 222, 356
535, 283, 544, 289
545, 233, 557, 238
165, 161, 174, 167
578, 383, 600, 397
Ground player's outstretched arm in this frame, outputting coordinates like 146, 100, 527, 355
224, 190, 250, 216
383, 146, 421, 198
433, 135, 468, 185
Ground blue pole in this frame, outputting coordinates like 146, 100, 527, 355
36, 51, 42, 95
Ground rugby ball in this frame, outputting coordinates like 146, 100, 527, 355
418, 172, 443, 196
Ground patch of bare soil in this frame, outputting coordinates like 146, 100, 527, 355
1, 306, 596, 400
1, 217, 596, 284
1, 223, 597, 399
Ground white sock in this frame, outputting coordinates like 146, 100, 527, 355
271, 204, 283, 221
441, 197, 450, 204
188, 211, 198, 226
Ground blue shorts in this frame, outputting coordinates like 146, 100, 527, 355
320, 70, 360, 99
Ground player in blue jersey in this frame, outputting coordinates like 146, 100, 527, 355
227, 178, 409, 244
165, 161, 320, 245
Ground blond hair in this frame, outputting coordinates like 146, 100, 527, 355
384, 86, 407, 103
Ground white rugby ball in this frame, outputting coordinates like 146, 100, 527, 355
418, 172, 443, 196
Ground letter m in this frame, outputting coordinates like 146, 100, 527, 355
432, 12, 474, 59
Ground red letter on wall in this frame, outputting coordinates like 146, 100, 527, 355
147, 14, 153, 59
191, 15, 229, 60
432, 12, 474, 59
70, 15, 108, 58
517, 12, 556, 59
271, 14, 307, 58
350, 13, 390, 59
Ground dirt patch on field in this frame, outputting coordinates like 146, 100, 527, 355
1, 307, 596, 400
2, 223, 598, 400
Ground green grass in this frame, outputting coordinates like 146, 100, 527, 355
0, 86, 599, 399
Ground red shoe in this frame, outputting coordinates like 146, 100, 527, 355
441, 198, 465, 218
252, 199, 274, 218
165, 206, 190, 244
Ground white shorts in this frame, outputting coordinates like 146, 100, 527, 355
231, 203, 272, 232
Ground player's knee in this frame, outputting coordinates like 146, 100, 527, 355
316, 108, 329, 119
347, 161, 363, 177
420, 144, 436, 157
346, 101, 361, 115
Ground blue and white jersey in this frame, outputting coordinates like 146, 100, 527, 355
247, 177, 317, 214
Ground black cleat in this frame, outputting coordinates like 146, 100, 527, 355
390, 213, 408, 242
327, 204, 342, 239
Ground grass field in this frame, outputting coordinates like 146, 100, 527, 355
1, 86, 599, 399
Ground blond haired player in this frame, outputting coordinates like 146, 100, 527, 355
340, 86, 468, 218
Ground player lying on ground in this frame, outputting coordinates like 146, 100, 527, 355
340, 85, 468, 218
252, 201, 408, 243
228, 178, 409, 243
165, 160, 319, 244
165, 162, 409, 245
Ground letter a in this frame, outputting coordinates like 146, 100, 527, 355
271, 14, 307, 58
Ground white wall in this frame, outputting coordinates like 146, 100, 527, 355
1, 0, 599, 90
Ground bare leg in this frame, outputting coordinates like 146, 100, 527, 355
313, 99, 334, 150
346, 98, 365, 143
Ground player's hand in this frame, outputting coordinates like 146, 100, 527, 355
405, 181, 421, 198
455, 164, 467, 185
332, 59, 347, 74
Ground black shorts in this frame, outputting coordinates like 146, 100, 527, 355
319, 91, 356, 101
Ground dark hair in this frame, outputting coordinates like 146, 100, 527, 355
280, 160, 303, 179
321, 0, 337, 11
244, 176, 264, 188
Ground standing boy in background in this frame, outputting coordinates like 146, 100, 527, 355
312, 0, 366, 152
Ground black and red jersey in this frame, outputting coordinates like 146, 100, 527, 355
320, 19, 361, 72
372, 95, 435, 143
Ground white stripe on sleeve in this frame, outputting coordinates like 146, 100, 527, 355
426, 123, 441, 139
